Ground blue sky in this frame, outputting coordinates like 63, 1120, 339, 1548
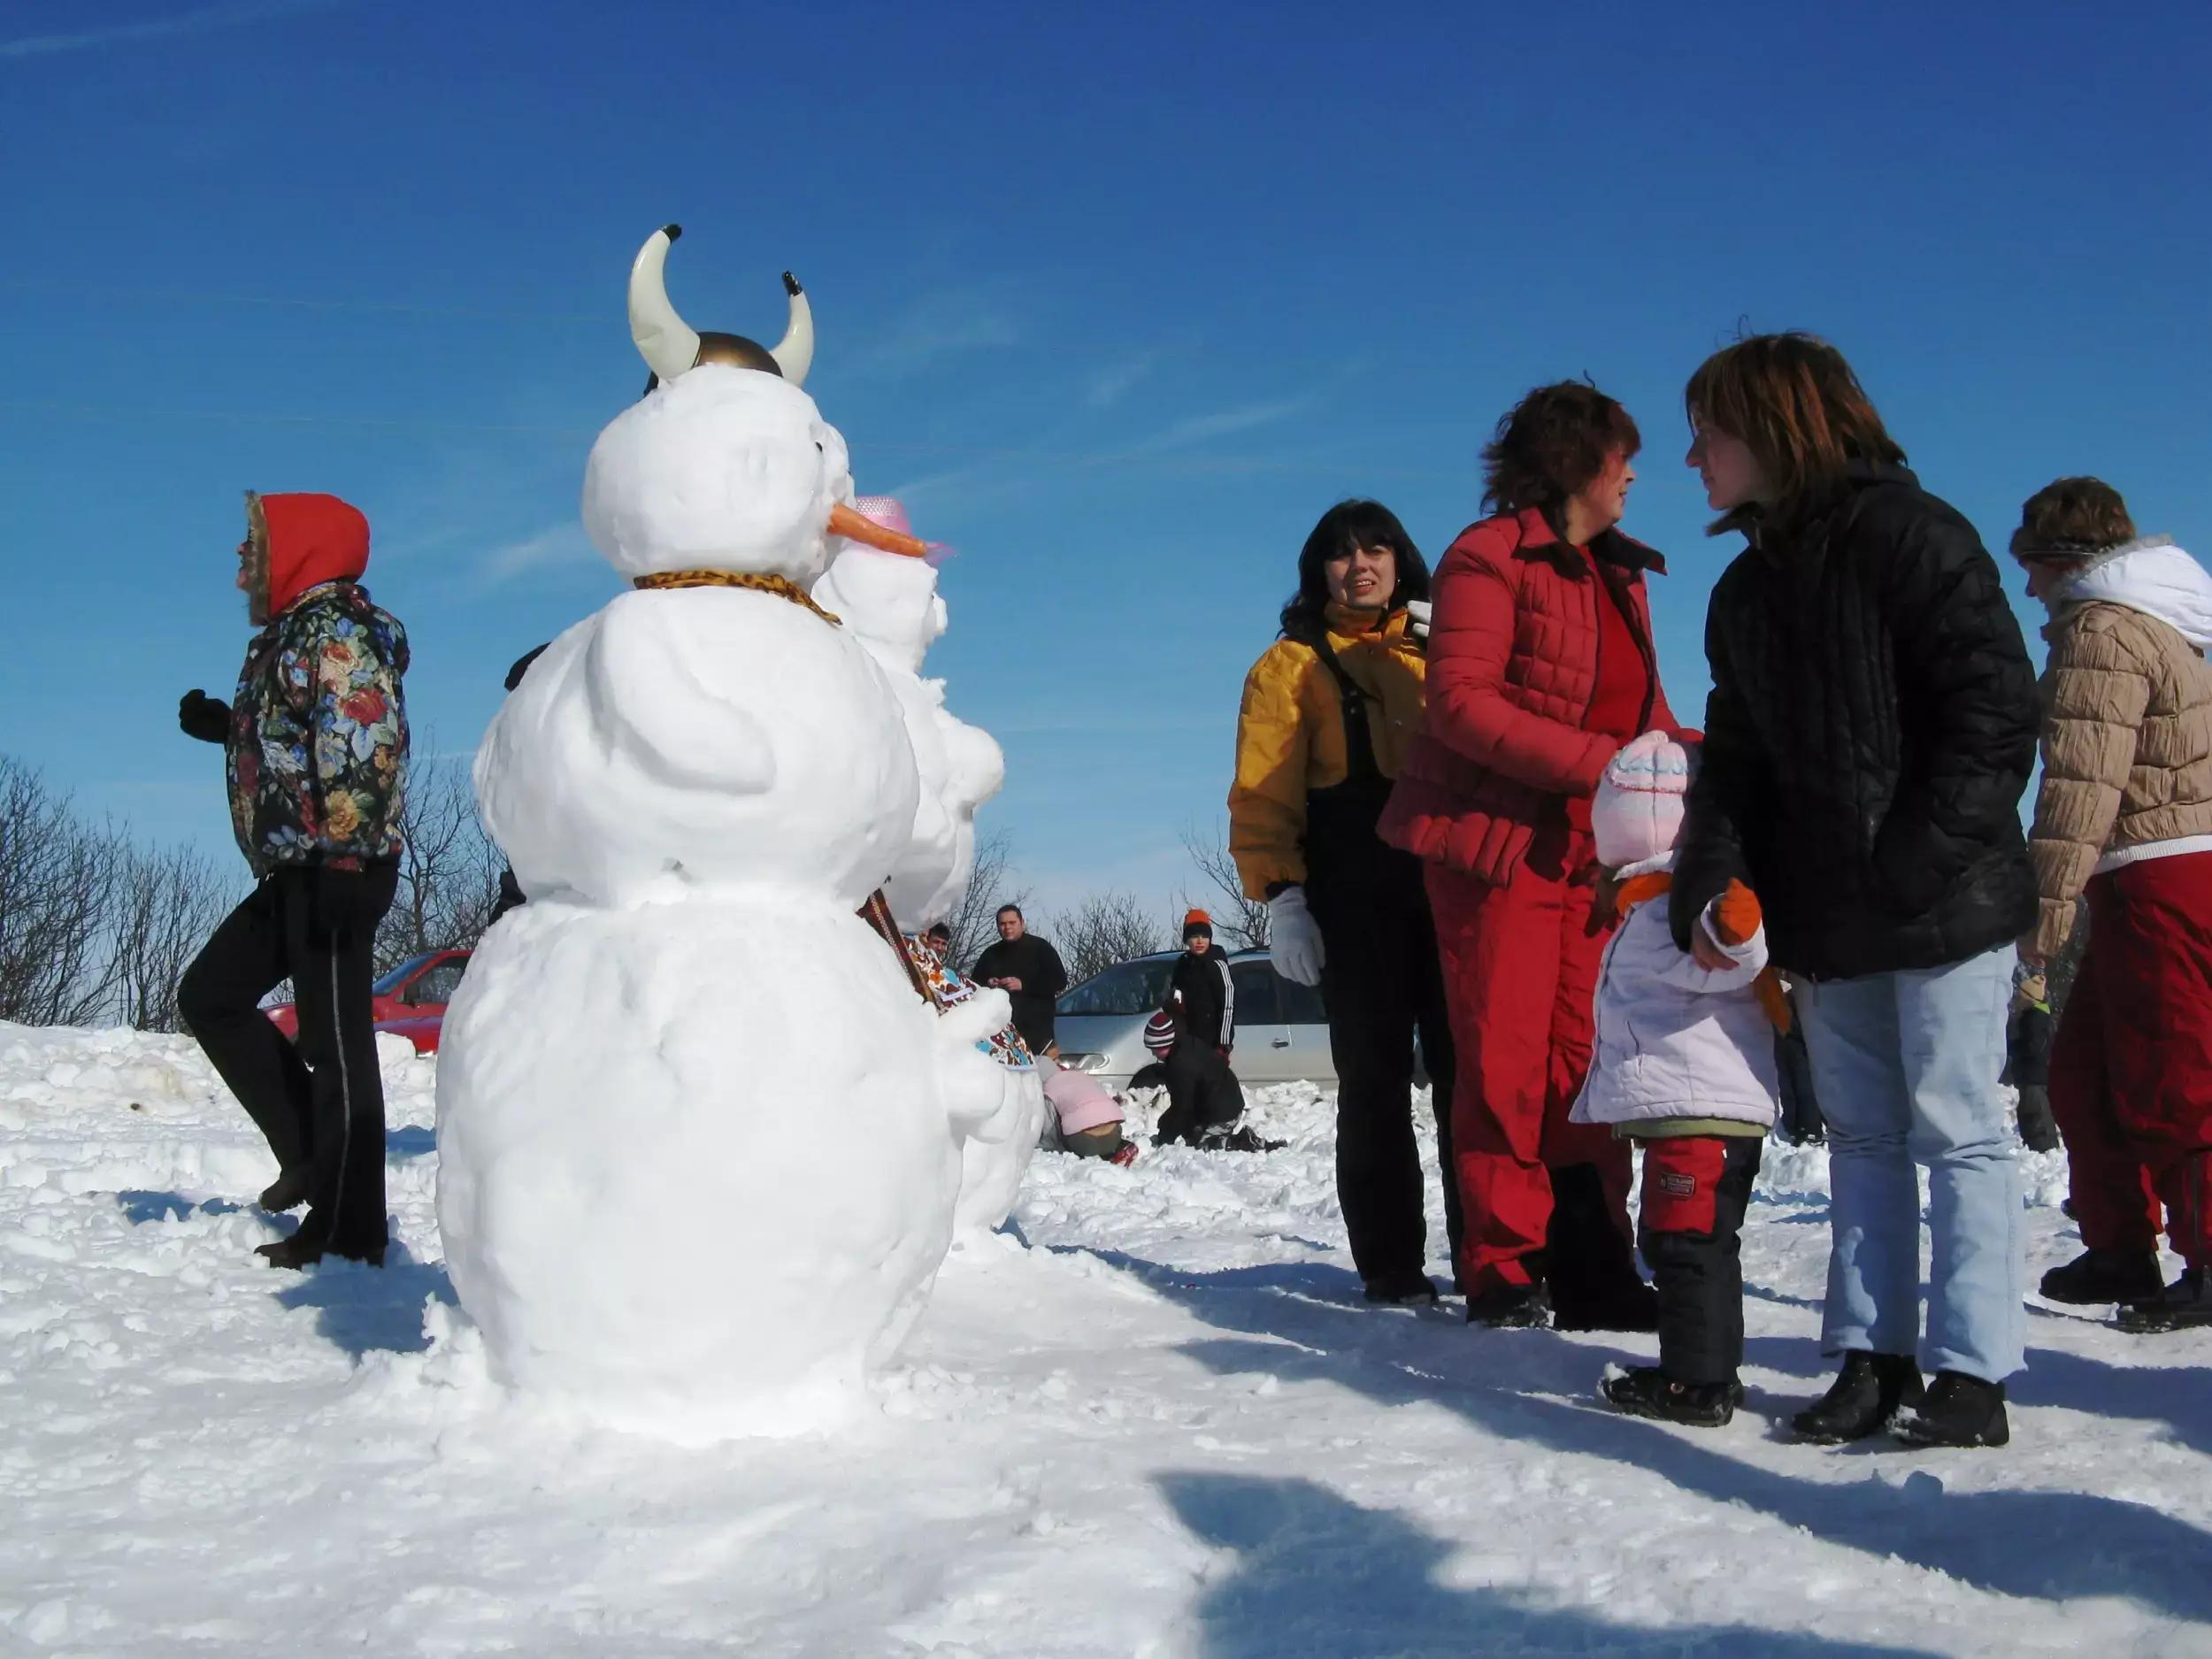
4, 0, 2208, 930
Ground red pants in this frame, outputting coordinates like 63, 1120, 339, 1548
1426, 856, 1632, 1294
2049, 854, 2212, 1267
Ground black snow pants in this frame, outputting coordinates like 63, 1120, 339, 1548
179, 864, 398, 1261
1633, 1132, 1763, 1386
1302, 637, 1463, 1290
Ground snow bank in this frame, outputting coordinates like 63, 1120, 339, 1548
7, 1024, 2206, 1659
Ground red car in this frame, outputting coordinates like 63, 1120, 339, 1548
265, 949, 471, 1054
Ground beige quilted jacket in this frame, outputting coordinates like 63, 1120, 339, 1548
2026, 539, 2212, 958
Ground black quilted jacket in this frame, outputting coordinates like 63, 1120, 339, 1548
1671, 462, 2039, 980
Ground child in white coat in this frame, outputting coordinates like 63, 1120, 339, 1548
1576, 732, 1786, 1427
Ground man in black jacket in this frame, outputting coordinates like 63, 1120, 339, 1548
970, 905, 1067, 1056
1169, 910, 1236, 1056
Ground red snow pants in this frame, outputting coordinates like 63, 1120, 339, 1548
1426, 855, 1632, 1296
2049, 854, 2212, 1268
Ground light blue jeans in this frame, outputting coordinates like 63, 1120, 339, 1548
1797, 945, 2025, 1383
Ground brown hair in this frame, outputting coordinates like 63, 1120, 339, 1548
2010, 477, 2137, 558
1684, 333, 1905, 515
1480, 381, 1640, 516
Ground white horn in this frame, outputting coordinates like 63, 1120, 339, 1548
628, 224, 702, 385
770, 271, 814, 388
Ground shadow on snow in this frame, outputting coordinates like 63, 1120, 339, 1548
1159, 1471, 1941, 1659
1073, 1247, 2212, 1629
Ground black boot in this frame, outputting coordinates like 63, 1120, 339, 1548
1465, 1280, 1550, 1328
256, 1233, 384, 1271
1363, 1271, 1439, 1306
1893, 1371, 2009, 1448
1600, 1365, 1744, 1428
2117, 1268, 2212, 1333
2039, 1248, 2166, 1306
257, 1166, 312, 1212
1792, 1351, 1924, 1443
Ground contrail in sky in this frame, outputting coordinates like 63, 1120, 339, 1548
0, 0, 341, 60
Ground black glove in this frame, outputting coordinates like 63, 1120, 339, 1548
178, 689, 231, 744
305, 865, 373, 949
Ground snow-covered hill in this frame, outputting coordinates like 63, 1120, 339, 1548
1, 1021, 2206, 1656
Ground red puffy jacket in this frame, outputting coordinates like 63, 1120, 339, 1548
1379, 508, 1680, 883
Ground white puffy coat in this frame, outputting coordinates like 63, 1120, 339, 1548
1571, 870, 1780, 1132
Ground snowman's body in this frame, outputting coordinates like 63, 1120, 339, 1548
436, 365, 1010, 1436
814, 543, 1044, 1239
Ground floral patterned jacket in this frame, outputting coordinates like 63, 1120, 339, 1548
225, 580, 410, 874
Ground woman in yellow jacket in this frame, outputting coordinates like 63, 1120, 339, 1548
1231, 500, 1460, 1304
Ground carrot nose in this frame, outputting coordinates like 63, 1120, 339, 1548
827, 500, 928, 558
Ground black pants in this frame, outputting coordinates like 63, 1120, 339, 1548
178, 864, 397, 1259
1635, 1133, 1763, 1386
1312, 884, 1463, 1289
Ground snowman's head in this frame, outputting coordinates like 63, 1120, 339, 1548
582, 365, 856, 586
814, 501, 949, 676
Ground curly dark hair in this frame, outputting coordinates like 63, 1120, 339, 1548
1279, 499, 1431, 641
1480, 381, 1641, 517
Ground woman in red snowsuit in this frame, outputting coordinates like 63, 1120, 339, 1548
1379, 383, 1681, 1327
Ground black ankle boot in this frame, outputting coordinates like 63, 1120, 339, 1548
1893, 1371, 2008, 1448
1362, 1271, 1439, 1306
1792, 1351, 1924, 1443
2117, 1268, 2212, 1333
1600, 1365, 1744, 1428
2039, 1248, 2164, 1307
1464, 1280, 1551, 1328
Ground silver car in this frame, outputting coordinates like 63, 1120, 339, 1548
1050, 949, 1334, 1093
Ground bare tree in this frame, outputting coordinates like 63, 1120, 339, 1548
940, 827, 1028, 975
108, 842, 240, 1032
1179, 818, 1269, 949
1047, 889, 1171, 986
0, 758, 126, 1027
376, 755, 506, 972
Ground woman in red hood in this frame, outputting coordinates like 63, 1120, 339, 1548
176, 491, 410, 1271
1379, 384, 1681, 1330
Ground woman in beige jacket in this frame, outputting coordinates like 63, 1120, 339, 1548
2014, 478, 2212, 1331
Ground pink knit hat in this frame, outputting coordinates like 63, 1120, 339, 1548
852, 495, 955, 568
1592, 731, 1696, 870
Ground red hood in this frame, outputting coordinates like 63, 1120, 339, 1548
262, 493, 371, 616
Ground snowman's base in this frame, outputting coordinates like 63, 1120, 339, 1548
434, 894, 968, 1440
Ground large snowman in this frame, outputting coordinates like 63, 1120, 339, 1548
435, 228, 1013, 1440
815, 507, 1046, 1238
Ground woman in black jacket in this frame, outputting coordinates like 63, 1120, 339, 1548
1671, 334, 2038, 1450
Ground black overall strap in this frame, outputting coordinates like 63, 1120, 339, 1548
1308, 632, 1383, 783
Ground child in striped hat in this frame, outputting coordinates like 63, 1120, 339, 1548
1144, 1006, 1279, 1152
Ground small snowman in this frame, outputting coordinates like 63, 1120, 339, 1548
435, 228, 1010, 1439
816, 503, 1046, 1239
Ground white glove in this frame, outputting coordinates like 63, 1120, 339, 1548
1268, 887, 1325, 986
1404, 599, 1432, 643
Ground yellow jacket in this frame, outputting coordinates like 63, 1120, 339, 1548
1229, 605, 1429, 898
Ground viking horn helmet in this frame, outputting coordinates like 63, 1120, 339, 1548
626, 224, 814, 388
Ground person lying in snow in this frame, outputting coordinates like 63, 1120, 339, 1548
1142, 1008, 1282, 1153
1571, 733, 1786, 1428
1041, 1056, 1139, 1165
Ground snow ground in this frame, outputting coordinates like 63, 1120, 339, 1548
2, 1022, 2208, 1658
